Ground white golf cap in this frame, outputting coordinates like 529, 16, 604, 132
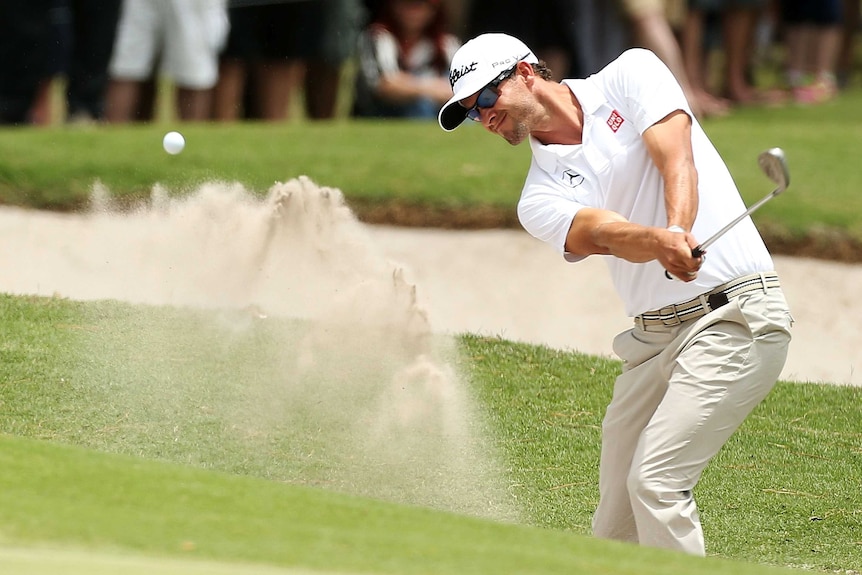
438, 33, 538, 132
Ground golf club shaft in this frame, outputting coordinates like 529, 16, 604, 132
663, 147, 788, 280
690, 187, 781, 257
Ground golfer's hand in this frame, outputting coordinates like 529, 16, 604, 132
659, 227, 703, 282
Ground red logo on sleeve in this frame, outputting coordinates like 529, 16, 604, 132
607, 110, 624, 133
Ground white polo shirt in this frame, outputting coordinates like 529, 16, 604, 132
517, 48, 774, 317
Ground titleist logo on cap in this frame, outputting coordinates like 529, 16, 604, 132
449, 61, 478, 87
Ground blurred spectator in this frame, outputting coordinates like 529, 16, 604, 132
682, 2, 729, 113
782, 0, 842, 103
466, 0, 721, 117
309, 0, 365, 119
682, 0, 783, 107
722, 1, 770, 104
567, 0, 629, 78
837, 0, 860, 88
212, 1, 318, 121
466, 0, 584, 78
106, 0, 229, 122
620, 0, 728, 117
0, 0, 54, 124
353, 0, 458, 119
29, 0, 122, 124
212, 0, 361, 121
65, 0, 123, 122
26, 2, 68, 125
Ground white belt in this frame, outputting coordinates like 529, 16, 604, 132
634, 272, 781, 329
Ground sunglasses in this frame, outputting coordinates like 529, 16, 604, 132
461, 65, 517, 122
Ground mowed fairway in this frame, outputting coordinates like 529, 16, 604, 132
0, 412, 810, 575
2, 86, 862, 574
0, 292, 860, 574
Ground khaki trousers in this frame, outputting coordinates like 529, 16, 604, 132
592, 287, 792, 555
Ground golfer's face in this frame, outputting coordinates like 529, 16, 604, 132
461, 72, 530, 146
459, 67, 512, 124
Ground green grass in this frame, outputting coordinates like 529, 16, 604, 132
2, 89, 862, 241
0, 294, 859, 573
0, 434, 798, 575
0, 121, 530, 212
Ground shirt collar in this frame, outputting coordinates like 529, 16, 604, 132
562, 78, 605, 114
529, 79, 605, 172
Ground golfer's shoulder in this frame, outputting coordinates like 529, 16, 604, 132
616, 47, 663, 67
599, 48, 666, 80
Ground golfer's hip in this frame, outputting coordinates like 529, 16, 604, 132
633, 272, 783, 332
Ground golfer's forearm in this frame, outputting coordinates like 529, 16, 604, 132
663, 162, 699, 230
591, 221, 665, 263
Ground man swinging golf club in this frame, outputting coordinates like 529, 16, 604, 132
438, 33, 793, 556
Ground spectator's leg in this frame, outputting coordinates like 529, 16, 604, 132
66, 0, 122, 120
305, 62, 342, 120
625, 0, 719, 117
163, 0, 227, 121
255, 60, 304, 121
176, 86, 212, 121
105, 79, 142, 123
722, 4, 759, 102
212, 58, 247, 121
136, 76, 157, 122
105, 0, 159, 122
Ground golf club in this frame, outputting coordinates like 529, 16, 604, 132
664, 147, 790, 280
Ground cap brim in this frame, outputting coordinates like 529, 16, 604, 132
438, 99, 468, 132
437, 73, 489, 132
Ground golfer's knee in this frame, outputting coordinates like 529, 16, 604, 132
626, 467, 691, 510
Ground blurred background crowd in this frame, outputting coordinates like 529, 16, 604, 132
0, 0, 859, 126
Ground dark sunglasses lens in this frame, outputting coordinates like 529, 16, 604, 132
465, 79, 507, 122
476, 87, 499, 109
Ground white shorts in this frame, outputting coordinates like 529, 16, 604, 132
109, 0, 228, 89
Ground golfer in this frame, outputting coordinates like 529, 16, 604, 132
438, 33, 792, 556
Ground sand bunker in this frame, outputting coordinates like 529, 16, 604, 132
0, 178, 518, 521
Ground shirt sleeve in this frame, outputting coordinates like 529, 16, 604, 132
517, 158, 585, 262
601, 48, 692, 135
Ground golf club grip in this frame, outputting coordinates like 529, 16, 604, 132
664, 244, 704, 280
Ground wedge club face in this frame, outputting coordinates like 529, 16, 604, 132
758, 147, 790, 193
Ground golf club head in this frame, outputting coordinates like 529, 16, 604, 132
758, 147, 790, 193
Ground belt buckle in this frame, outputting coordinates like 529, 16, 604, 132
707, 292, 729, 311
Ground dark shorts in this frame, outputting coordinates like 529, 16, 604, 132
222, 1, 326, 61
781, 0, 842, 25
467, 0, 580, 58
0, 0, 53, 123
688, 0, 766, 11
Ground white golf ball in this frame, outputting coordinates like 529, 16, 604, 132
162, 131, 185, 155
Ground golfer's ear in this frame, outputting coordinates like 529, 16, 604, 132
519, 62, 537, 90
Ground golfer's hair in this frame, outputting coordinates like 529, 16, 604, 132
531, 61, 554, 81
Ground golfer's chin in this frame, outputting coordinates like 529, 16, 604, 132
501, 127, 528, 146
